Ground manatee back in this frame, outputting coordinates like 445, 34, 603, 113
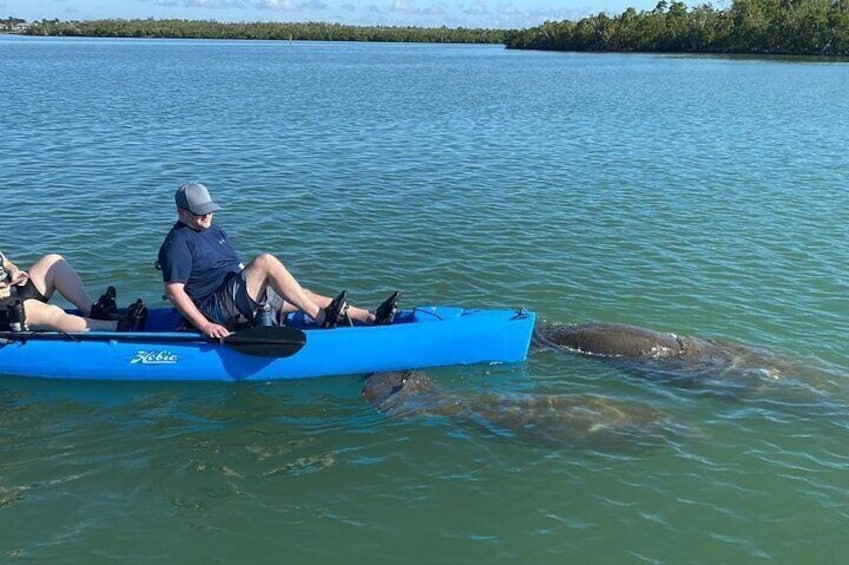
535, 322, 686, 358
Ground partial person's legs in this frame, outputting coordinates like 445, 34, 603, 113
242, 254, 376, 324
292, 288, 375, 323
23, 256, 144, 331
26, 254, 94, 315
23, 300, 116, 332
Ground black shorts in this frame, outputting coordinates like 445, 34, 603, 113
12, 278, 49, 302
198, 271, 286, 329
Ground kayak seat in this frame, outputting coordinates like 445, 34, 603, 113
139, 307, 187, 332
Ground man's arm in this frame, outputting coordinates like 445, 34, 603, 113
164, 281, 230, 339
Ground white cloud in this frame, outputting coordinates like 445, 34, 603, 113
145, 0, 245, 8
250, 0, 294, 9
184, 0, 245, 8
389, 0, 416, 14
461, 2, 489, 16
422, 3, 445, 16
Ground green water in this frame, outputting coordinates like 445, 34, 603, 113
2, 36, 849, 562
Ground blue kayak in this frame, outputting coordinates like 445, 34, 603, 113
0, 306, 536, 381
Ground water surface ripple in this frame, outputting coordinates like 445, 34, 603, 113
2, 37, 849, 563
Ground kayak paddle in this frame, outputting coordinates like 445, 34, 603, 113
0, 325, 307, 358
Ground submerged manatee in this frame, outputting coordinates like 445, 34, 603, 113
363, 371, 691, 449
532, 321, 842, 398
532, 322, 705, 358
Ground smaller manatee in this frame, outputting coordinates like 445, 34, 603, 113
363, 371, 692, 449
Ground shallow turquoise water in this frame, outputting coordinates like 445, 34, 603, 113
2, 36, 849, 562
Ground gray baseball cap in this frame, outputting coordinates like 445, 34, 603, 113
175, 182, 221, 215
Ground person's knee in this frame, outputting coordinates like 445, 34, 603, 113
29, 253, 65, 271
254, 253, 283, 271
41, 253, 65, 265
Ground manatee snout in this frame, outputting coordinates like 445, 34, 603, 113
363, 371, 439, 413
362, 371, 409, 406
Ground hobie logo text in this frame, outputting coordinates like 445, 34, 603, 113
131, 351, 179, 364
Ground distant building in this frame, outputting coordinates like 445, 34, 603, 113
1, 18, 30, 33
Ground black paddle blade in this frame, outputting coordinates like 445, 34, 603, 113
223, 326, 307, 358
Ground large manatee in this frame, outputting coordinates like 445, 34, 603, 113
363, 371, 691, 449
532, 321, 842, 398
533, 322, 707, 358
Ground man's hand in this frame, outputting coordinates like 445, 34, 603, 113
201, 321, 231, 339
164, 282, 231, 339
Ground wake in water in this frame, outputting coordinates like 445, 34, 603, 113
532, 320, 846, 401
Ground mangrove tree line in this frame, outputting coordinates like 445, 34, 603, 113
20, 18, 506, 44
505, 0, 849, 56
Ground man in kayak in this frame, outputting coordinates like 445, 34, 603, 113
0, 251, 147, 332
157, 182, 399, 339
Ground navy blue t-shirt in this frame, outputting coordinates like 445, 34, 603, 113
158, 222, 241, 305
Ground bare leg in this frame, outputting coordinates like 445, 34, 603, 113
243, 254, 376, 324
26, 254, 94, 315
23, 300, 116, 332
281, 288, 375, 323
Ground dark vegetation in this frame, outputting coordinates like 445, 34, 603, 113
16, 18, 506, 44
506, 0, 849, 56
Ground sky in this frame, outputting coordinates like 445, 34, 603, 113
2, 0, 664, 31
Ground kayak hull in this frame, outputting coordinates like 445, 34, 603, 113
0, 306, 535, 382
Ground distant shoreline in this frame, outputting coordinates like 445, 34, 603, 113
4, 18, 507, 45
6, 1, 849, 58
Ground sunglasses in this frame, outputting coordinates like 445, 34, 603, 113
183, 209, 213, 219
